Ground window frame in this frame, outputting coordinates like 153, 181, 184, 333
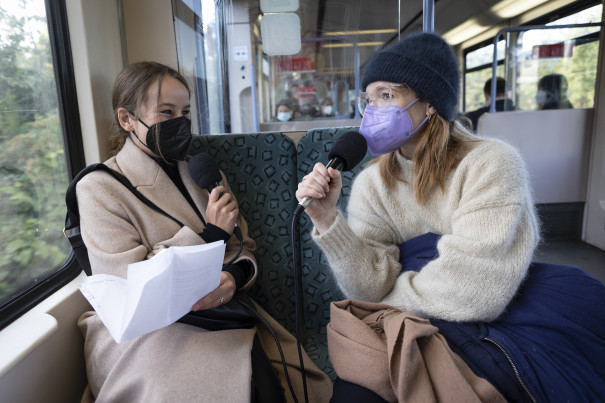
0, 0, 86, 330
462, 0, 602, 112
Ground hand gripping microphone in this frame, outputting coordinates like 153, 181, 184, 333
188, 152, 242, 242
296, 131, 368, 214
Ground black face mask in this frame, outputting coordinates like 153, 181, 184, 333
135, 116, 192, 161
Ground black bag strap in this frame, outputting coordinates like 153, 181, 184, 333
65, 163, 185, 231
64, 163, 185, 274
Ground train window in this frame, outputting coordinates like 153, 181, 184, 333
464, 41, 505, 112
0, 0, 81, 327
463, 3, 602, 113
172, 0, 405, 134
512, 5, 602, 111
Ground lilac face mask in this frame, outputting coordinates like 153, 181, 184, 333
359, 99, 430, 156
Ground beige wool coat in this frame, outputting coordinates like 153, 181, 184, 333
77, 138, 331, 402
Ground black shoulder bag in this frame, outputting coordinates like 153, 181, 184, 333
63, 163, 255, 330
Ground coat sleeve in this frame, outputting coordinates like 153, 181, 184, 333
218, 171, 258, 290
77, 173, 206, 278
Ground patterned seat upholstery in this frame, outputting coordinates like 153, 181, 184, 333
296, 127, 371, 378
189, 128, 370, 379
190, 133, 301, 335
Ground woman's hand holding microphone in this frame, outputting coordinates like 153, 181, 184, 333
296, 162, 342, 234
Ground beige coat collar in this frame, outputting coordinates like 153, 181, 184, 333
114, 137, 208, 233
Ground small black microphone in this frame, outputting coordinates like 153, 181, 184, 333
188, 152, 241, 241
188, 152, 223, 195
297, 131, 367, 211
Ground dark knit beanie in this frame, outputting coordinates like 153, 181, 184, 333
361, 32, 459, 121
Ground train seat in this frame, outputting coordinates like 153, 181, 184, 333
0, 127, 369, 403
191, 126, 368, 378
477, 108, 592, 204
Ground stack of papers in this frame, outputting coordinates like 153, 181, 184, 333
79, 241, 226, 343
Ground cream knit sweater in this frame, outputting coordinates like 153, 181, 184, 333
313, 138, 540, 322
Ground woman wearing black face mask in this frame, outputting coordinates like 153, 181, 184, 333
76, 61, 332, 402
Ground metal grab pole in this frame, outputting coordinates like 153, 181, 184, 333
423, 0, 434, 33
250, 64, 259, 132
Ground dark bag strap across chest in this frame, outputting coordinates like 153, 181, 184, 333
63, 163, 184, 275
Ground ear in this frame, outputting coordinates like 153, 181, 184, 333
426, 104, 437, 117
117, 108, 134, 132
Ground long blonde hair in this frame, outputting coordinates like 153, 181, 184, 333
373, 113, 479, 203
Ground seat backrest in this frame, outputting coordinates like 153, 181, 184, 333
191, 128, 371, 379
190, 133, 301, 335
296, 126, 371, 378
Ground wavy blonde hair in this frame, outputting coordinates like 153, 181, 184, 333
371, 112, 479, 204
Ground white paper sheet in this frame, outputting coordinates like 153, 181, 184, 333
79, 241, 226, 343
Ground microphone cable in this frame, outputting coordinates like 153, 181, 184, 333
288, 131, 367, 403
236, 297, 300, 403
291, 206, 309, 403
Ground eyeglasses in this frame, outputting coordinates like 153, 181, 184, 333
356, 83, 405, 116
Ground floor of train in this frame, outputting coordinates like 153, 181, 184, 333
534, 239, 605, 285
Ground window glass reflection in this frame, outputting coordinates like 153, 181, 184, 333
0, 0, 71, 305
173, 0, 404, 134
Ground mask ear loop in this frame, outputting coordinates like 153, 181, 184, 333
130, 115, 154, 152
401, 98, 432, 135
401, 98, 420, 112
409, 114, 431, 135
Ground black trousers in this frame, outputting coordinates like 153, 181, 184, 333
330, 377, 388, 403
250, 336, 286, 403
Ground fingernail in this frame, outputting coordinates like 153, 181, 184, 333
192, 305, 198, 311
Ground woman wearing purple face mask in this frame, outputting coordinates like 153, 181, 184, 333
296, 32, 605, 403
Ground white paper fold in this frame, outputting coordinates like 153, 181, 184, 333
79, 241, 226, 343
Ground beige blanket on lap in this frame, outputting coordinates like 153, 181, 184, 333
327, 299, 505, 403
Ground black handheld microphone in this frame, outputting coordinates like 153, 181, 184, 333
188, 152, 242, 242
297, 131, 367, 212
188, 152, 223, 195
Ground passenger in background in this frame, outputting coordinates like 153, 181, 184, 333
320, 98, 335, 117
297, 31, 605, 403
349, 99, 356, 118
274, 98, 295, 121
76, 62, 331, 402
465, 76, 515, 131
536, 73, 574, 110
309, 99, 322, 118
298, 98, 321, 120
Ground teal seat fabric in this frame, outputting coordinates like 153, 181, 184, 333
296, 127, 371, 378
190, 128, 372, 379
189, 133, 301, 335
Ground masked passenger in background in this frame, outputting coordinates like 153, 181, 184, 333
275, 98, 295, 122
536, 73, 574, 110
